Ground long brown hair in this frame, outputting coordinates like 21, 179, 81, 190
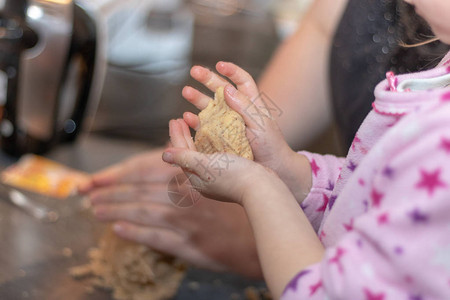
397, 0, 439, 47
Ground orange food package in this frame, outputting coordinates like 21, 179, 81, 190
1, 154, 90, 199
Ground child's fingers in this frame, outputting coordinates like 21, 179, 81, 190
190, 65, 231, 93
182, 86, 212, 110
224, 84, 270, 131
176, 119, 196, 151
169, 119, 189, 149
216, 61, 259, 100
162, 148, 209, 181
183, 112, 201, 131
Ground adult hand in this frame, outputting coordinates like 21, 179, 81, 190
79, 148, 262, 278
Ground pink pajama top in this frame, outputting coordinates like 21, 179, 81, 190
282, 52, 450, 300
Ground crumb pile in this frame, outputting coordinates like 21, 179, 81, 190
70, 227, 185, 300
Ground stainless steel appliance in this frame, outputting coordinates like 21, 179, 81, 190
0, 0, 100, 155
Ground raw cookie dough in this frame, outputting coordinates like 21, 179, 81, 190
70, 226, 185, 300
194, 86, 254, 160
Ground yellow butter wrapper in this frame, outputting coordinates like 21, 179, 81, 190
1, 154, 89, 199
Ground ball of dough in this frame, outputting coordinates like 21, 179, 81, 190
194, 87, 254, 160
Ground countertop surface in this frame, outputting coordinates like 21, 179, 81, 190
0, 134, 268, 300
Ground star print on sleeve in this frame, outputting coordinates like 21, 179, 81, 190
309, 280, 323, 296
377, 212, 389, 225
283, 269, 311, 294
439, 137, 450, 154
310, 159, 320, 177
415, 168, 447, 196
347, 160, 357, 172
328, 194, 337, 210
343, 218, 354, 231
382, 166, 395, 179
441, 91, 450, 102
328, 247, 346, 273
371, 188, 384, 208
351, 135, 361, 151
316, 194, 329, 212
363, 288, 385, 300
327, 180, 335, 191
408, 208, 429, 224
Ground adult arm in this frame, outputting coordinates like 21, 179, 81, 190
258, 0, 348, 149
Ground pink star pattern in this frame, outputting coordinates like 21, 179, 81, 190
309, 280, 322, 296
377, 212, 389, 225
329, 247, 346, 273
441, 91, 450, 102
415, 168, 447, 196
405, 275, 414, 284
310, 159, 320, 177
317, 194, 329, 212
371, 188, 384, 208
319, 230, 326, 242
360, 146, 369, 154
343, 218, 354, 231
282, 63, 450, 299
352, 135, 361, 151
439, 137, 450, 154
364, 288, 385, 300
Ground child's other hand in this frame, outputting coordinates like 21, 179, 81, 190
164, 119, 274, 205
183, 62, 292, 173
182, 62, 311, 202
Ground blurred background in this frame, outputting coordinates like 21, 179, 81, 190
88, 0, 313, 145
0, 0, 335, 157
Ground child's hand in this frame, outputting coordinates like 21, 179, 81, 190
183, 61, 292, 173
163, 119, 276, 205
182, 62, 312, 202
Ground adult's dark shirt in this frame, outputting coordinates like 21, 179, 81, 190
330, 0, 449, 150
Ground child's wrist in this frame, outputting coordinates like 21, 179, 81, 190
277, 149, 312, 203
241, 168, 292, 208
240, 168, 275, 206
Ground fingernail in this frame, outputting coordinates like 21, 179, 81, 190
217, 61, 225, 68
162, 151, 174, 163
113, 223, 123, 233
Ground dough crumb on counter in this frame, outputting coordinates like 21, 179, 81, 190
69, 226, 186, 300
